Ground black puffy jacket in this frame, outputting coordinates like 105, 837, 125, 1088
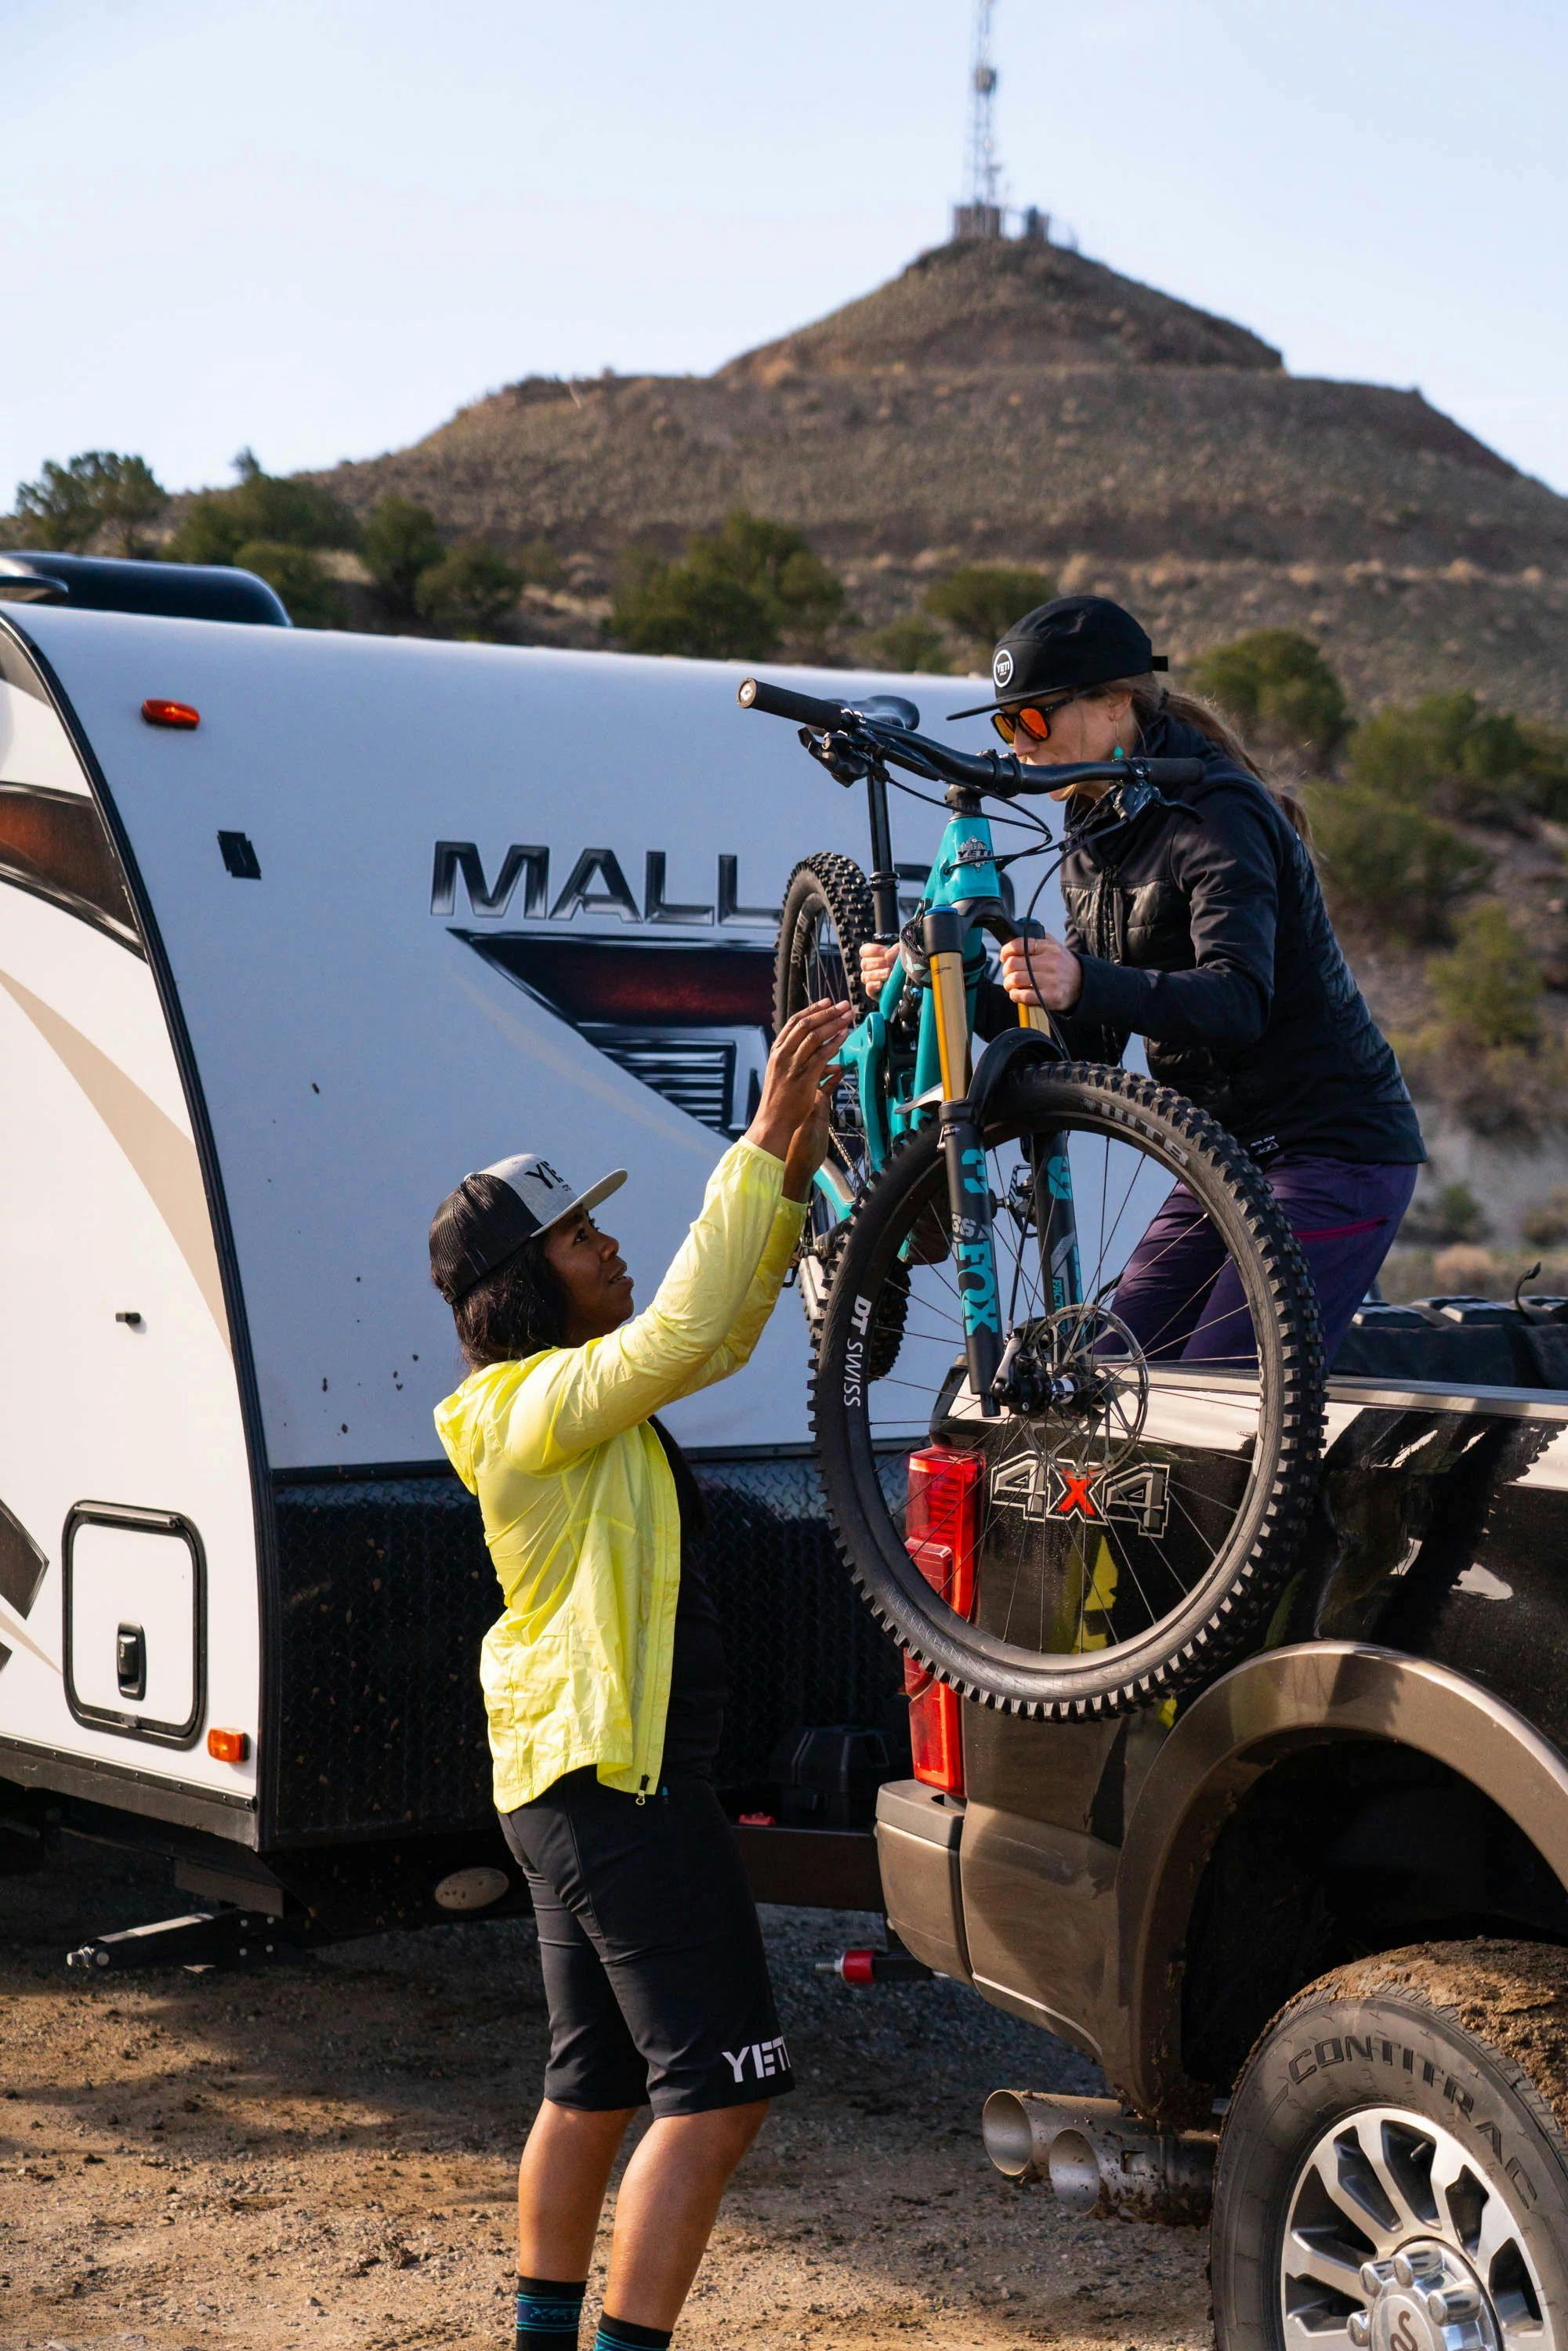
1018, 714, 1425, 1165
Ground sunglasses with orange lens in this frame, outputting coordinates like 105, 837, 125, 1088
991, 687, 1088, 746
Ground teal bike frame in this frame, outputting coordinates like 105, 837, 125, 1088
817, 783, 1084, 1418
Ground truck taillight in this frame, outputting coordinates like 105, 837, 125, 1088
904, 1447, 980, 1796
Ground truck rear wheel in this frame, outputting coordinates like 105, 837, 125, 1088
1212, 1941, 1568, 2351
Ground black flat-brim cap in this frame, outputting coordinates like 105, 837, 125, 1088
948, 594, 1167, 720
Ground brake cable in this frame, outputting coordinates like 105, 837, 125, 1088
881, 767, 1058, 839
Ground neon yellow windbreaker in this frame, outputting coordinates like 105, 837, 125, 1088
433, 1139, 806, 1812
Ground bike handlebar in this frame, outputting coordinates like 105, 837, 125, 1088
737, 676, 1204, 800
736, 676, 857, 731
991, 754, 1204, 796
1123, 758, 1204, 788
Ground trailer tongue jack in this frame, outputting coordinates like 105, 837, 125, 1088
66, 1907, 324, 1973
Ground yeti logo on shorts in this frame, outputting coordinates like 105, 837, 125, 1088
723, 2034, 791, 2084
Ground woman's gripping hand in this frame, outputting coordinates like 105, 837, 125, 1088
999, 933, 1083, 1013
859, 941, 897, 999
866, 932, 1082, 1013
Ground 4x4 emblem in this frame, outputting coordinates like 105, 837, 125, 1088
990, 1454, 1170, 1538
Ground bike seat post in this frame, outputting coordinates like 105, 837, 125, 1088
865, 766, 900, 943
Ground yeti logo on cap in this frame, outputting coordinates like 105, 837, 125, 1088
993, 647, 1014, 689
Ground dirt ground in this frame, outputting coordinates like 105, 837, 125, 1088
0, 1840, 1211, 2351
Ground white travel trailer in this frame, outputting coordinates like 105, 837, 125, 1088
0, 598, 1059, 1959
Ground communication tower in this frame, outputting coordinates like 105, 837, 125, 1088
950, 2, 1060, 246
951, 0, 1004, 241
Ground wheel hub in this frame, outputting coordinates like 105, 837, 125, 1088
1351, 2243, 1497, 2351
1280, 2106, 1550, 2351
990, 1305, 1148, 1462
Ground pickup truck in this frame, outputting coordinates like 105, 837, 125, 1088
875, 1294, 1568, 2350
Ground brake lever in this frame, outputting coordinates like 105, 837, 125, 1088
802, 725, 876, 788
1066, 773, 1195, 846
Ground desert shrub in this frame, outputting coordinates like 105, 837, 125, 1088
1349, 690, 1568, 824
707, 513, 846, 642
14, 450, 168, 556
415, 542, 523, 640
1431, 1242, 1499, 1295
1428, 901, 1544, 1050
922, 564, 1054, 649
610, 511, 846, 661
1402, 1179, 1488, 1247
1522, 1190, 1568, 1250
1422, 1038, 1568, 1139
171, 452, 358, 566
363, 498, 444, 622
1310, 783, 1491, 941
516, 537, 565, 589
1186, 629, 1349, 762
1388, 1241, 1568, 1302
611, 549, 778, 661
1520, 723, 1568, 822
869, 616, 955, 674
233, 542, 342, 629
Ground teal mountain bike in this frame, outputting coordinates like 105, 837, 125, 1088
741, 675, 1325, 1720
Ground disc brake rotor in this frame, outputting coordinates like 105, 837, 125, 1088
992, 1302, 1151, 1470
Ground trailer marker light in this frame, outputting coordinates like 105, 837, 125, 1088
207, 1728, 249, 1762
141, 698, 200, 730
904, 1447, 981, 1797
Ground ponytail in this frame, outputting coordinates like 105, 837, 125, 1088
1097, 674, 1313, 849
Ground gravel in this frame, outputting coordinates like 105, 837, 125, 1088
0, 1837, 1212, 2348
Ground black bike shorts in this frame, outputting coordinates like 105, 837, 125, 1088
500, 1770, 795, 2117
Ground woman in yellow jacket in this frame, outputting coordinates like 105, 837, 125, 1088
429, 998, 851, 2351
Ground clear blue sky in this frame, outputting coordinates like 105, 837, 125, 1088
7, 0, 1566, 505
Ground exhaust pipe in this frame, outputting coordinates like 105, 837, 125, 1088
983, 2090, 1215, 2227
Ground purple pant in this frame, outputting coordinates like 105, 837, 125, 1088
1110, 1155, 1418, 1369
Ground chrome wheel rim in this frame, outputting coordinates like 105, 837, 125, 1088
1280, 2105, 1553, 2349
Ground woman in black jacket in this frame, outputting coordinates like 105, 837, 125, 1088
863, 596, 1425, 1364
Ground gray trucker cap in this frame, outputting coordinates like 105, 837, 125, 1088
429, 1153, 628, 1304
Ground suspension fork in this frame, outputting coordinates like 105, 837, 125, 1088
924, 909, 1001, 1415
1007, 930, 1083, 1314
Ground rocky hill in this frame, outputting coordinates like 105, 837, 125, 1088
315, 236, 1568, 721
722, 236, 1284, 377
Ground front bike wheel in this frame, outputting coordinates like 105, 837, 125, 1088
774, 852, 879, 1324
810, 1062, 1325, 1719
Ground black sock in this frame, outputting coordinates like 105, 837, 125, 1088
594, 2319, 672, 2351
516, 2274, 586, 2349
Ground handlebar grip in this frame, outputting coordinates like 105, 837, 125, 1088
737, 676, 851, 731
1140, 759, 1204, 786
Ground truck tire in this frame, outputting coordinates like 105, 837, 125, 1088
1212, 1940, 1568, 2351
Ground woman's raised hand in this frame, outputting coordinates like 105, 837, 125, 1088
999, 933, 1083, 1014
747, 1000, 855, 1168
